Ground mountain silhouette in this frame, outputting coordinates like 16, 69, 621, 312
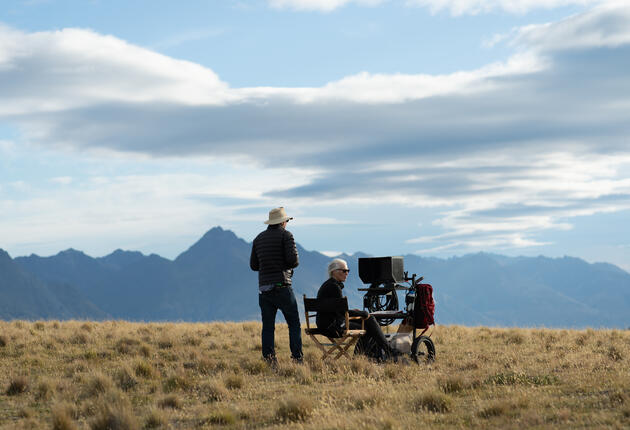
0, 249, 108, 320
3, 227, 629, 327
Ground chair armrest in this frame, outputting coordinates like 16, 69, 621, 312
347, 315, 366, 330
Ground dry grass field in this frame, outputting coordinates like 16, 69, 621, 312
0, 320, 629, 429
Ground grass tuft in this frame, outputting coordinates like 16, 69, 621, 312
207, 409, 237, 425
162, 373, 192, 393
52, 403, 78, 430
224, 373, 244, 390
304, 352, 323, 372
607, 345, 624, 361
134, 360, 154, 378
609, 390, 627, 405
69, 332, 88, 345
438, 376, 466, 393
412, 392, 452, 413
35, 379, 54, 401
351, 394, 379, 411
485, 371, 558, 386
201, 381, 228, 402
275, 396, 314, 422
478, 401, 511, 418
115, 366, 138, 392
158, 394, 181, 409
196, 357, 215, 375
89, 392, 140, 430
240, 357, 268, 375
157, 337, 174, 349
83, 372, 113, 398
6, 376, 29, 395
144, 408, 167, 429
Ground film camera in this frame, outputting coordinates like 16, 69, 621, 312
357, 256, 435, 363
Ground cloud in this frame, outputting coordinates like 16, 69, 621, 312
0, 167, 315, 257
152, 28, 226, 50
268, 0, 612, 14
406, 0, 605, 16
2, 4, 630, 254
268, 0, 384, 12
511, 2, 630, 51
0, 25, 232, 115
50, 176, 73, 185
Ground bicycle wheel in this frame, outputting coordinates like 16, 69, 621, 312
411, 335, 435, 363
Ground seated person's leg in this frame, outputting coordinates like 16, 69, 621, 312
348, 315, 396, 357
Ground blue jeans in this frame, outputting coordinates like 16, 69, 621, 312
259, 286, 303, 360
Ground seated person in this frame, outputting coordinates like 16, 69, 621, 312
316, 258, 400, 360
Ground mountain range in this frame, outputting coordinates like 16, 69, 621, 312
1, 226, 629, 328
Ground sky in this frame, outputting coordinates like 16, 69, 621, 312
1, 0, 630, 271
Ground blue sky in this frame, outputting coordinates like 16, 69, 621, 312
1, 0, 630, 271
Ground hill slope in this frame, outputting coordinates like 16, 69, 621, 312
0, 250, 107, 320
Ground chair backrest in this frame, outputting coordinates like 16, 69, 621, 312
303, 297, 348, 313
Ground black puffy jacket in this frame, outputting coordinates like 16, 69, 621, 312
315, 277, 345, 337
250, 224, 299, 286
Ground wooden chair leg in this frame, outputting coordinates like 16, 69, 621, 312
308, 335, 329, 357
322, 337, 345, 360
330, 338, 350, 360
333, 336, 360, 360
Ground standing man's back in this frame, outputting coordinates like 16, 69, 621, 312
250, 207, 302, 364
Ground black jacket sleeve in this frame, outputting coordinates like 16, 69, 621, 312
250, 242, 259, 271
283, 230, 299, 269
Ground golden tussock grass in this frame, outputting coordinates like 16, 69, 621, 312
0, 320, 629, 429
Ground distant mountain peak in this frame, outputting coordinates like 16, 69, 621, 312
174, 226, 246, 266
201, 226, 235, 239
105, 249, 145, 258
99, 248, 147, 269
57, 248, 88, 257
0, 249, 12, 264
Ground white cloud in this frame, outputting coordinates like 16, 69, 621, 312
151, 28, 226, 50
268, 0, 384, 12
511, 2, 630, 51
50, 176, 73, 185
0, 25, 233, 116
404, 151, 630, 252
268, 0, 613, 14
406, 0, 603, 15
9, 180, 31, 192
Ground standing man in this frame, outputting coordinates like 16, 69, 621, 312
250, 207, 303, 364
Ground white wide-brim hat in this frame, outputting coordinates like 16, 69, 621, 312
264, 207, 293, 225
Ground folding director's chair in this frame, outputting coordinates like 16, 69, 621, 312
303, 295, 366, 360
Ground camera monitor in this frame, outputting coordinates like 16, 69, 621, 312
358, 256, 404, 284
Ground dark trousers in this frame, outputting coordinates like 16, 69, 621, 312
259, 286, 303, 360
349, 314, 392, 353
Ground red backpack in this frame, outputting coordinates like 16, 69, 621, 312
414, 283, 435, 329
